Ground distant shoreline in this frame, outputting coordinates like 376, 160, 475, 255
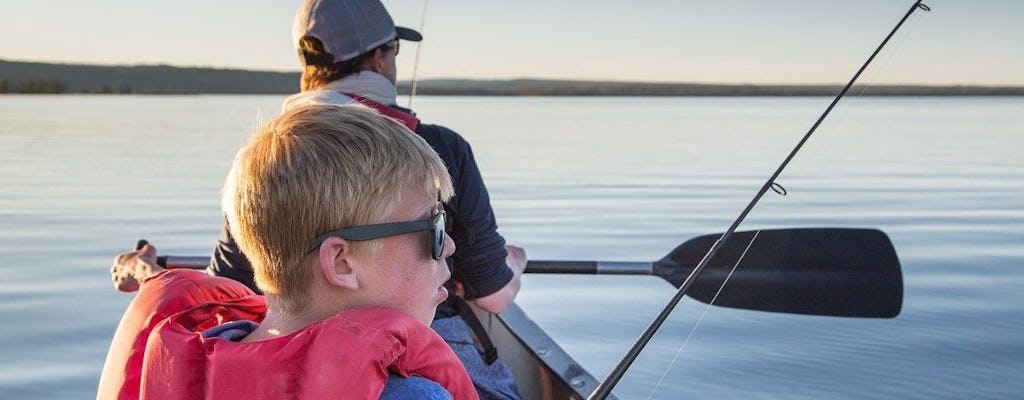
2, 59, 1021, 96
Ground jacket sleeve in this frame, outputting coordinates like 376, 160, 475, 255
425, 125, 513, 300
206, 219, 261, 294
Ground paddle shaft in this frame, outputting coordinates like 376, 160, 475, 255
154, 256, 656, 275
587, 2, 928, 398
525, 261, 653, 275
156, 256, 208, 269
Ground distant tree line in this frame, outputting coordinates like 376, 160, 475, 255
1, 60, 297, 94
2, 59, 1022, 96
1, 78, 67, 94
0, 78, 138, 94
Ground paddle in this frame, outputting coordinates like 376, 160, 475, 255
141, 227, 903, 319
526, 228, 903, 318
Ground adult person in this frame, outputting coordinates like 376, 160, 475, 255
99, 105, 478, 399
206, 1, 525, 398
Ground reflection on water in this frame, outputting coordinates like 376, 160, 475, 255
0, 95, 1021, 399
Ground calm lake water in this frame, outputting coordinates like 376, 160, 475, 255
1, 95, 1021, 399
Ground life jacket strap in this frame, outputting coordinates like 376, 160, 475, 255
450, 295, 499, 365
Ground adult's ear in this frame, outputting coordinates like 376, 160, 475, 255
317, 237, 360, 290
362, 48, 386, 75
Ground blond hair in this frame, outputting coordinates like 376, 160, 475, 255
223, 104, 454, 312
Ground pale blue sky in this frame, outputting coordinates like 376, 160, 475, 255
1, 0, 1020, 85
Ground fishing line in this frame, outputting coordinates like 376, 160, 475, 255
407, 0, 429, 109
645, 230, 762, 400
853, 5, 924, 98
588, 2, 930, 399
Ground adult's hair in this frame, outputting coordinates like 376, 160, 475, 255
222, 104, 454, 312
299, 36, 379, 92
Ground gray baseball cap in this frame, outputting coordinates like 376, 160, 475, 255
294, 0, 423, 66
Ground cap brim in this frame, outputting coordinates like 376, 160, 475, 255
396, 26, 422, 42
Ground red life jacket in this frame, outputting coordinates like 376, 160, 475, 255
99, 270, 478, 400
99, 270, 258, 400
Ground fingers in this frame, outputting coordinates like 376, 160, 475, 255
109, 243, 161, 293
504, 244, 524, 256
504, 244, 527, 273
137, 243, 158, 263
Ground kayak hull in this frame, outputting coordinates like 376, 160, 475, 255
476, 303, 613, 400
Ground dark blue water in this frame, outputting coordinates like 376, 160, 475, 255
1, 95, 1020, 399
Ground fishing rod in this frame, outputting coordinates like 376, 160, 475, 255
407, 0, 429, 109
588, 2, 930, 399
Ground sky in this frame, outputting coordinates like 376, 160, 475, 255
1, 0, 1021, 85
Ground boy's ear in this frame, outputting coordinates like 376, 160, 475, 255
316, 237, 359, 290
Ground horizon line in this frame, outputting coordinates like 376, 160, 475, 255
3, 58, 1020, 89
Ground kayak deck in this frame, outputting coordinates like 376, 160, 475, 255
475, 303, 614, 400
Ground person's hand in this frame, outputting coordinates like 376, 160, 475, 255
505, 244, 527, 275
110, 244, 164, 292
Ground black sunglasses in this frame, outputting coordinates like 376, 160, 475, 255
308, 210, 447, 260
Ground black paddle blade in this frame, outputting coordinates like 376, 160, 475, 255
654, 228, 903, 318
